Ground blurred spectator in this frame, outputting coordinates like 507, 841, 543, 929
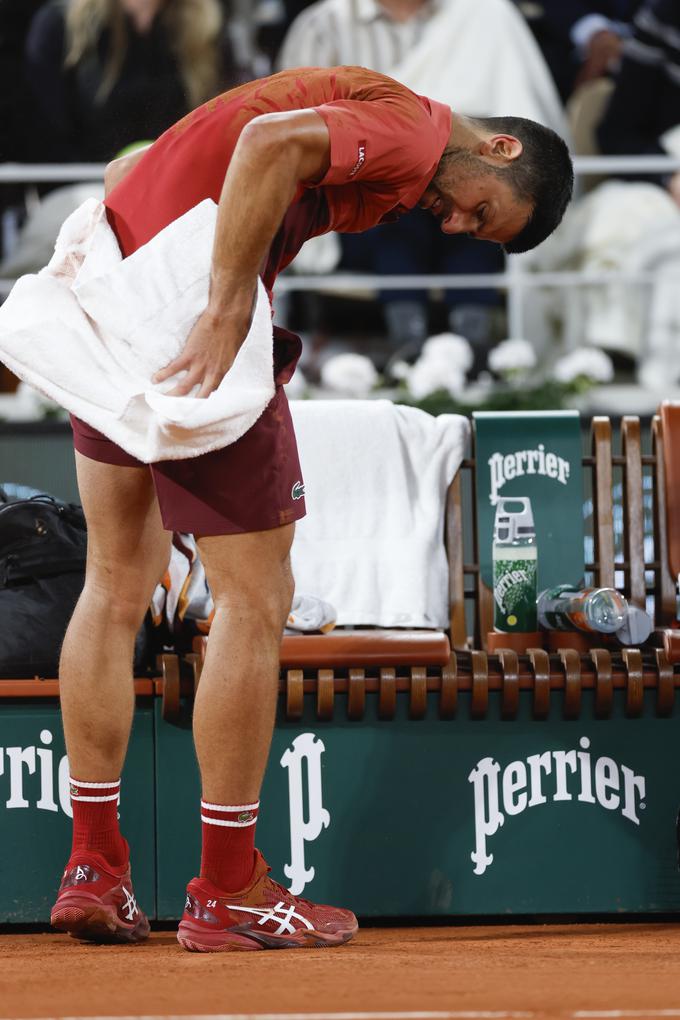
597, 0, 680, 198
24, 0, 240, 162
278, 0, 566, 368
535, 0, 680, 389
1, 0, 46, 161
514, 1, 640, 102
251, 0, 315, 74
0, 1, 46, 268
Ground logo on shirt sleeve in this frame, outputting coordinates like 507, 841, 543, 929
349, 140, 367, 178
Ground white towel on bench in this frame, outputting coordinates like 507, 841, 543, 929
0, 198, 275, 462
290, 400, 469, 628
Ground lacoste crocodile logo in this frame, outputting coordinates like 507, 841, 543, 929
291, 481, 305, 501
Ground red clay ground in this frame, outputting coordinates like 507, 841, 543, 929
3, 924, 680, 1019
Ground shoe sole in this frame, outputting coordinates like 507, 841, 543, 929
177, 918, 358, 953
51, 896, 150, 944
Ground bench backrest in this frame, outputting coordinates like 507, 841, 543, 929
446, 415, 674, 650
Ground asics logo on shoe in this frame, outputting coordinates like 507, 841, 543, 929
122, 886, 138, 921
228, 901, 314, 936
291, 481, 305, 501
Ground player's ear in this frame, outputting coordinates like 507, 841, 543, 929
480, 134, 523, 163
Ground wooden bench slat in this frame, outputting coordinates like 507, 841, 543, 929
621, 416, 646, 608
446, 472, 467, 651
0, 677, 156, 698
652, 414, 677, 625
592, 416, 615, 589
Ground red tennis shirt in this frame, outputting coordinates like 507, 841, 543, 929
105, 66, 451, 293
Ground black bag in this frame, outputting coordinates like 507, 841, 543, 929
0, 494, 87, 587
0, 493, 150, 677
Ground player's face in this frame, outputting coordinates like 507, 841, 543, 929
419, 150, 533, 245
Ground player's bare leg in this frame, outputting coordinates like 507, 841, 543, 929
51, 452, 171, 942
179, 523, 358, 952
60, 453, 171, 778
192, 524, 296, 808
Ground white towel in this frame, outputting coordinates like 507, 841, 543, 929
289, 400, 469, 628
0, 198, 275, 462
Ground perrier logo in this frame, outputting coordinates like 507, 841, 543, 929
488, 445, 570, 505
468, 737, 646, 876
494, 564, 532, 613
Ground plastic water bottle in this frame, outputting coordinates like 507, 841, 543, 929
492, 497, 538, 632
537, 585, 626, 633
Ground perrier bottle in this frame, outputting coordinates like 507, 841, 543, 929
492, 497, 537, 632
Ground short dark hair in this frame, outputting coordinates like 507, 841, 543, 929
472, 116, 574, 254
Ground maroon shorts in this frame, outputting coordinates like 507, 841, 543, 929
70, 327, 306, 536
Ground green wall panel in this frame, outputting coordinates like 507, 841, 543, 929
0, 702, 156, 922
155, 691, 680, 920
0, 426, 79, 504
3, 691, 679, 924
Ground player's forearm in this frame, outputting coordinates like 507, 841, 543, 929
207, 112, 330, 321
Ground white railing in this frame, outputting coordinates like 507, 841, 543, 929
1, 155, 680, 334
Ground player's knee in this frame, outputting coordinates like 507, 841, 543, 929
82, 577, 149, 630
213, 562, 294, 636
83, 548, 169, 628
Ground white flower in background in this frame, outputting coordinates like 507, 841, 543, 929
389, 360, 411, 381
488, 337, 537, 375
553, 347, 614, 385
421, 332, 474, 373
320, 352, 379, 396
407, 358, 465, 400
284, 368, 308, 399
0, 381, 63, 422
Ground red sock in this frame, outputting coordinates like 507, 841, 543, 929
70, 776, 128, 869
200, 799, 259, 892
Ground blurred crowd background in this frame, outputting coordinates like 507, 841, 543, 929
1, 0, 679, 408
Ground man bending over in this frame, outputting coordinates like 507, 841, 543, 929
50, 65, 573, 952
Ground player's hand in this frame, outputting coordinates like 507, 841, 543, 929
152, 305, 249, 399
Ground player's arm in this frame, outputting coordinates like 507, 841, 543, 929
103, 144, 153, 197
154, 109, 331, 398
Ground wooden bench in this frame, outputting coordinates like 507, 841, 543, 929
2, 412, 678, 722
157, 413, 680, 724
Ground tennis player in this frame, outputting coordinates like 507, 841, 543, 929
50, 65, 573, 951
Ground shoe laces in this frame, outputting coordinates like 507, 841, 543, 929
266, 875, 315, 910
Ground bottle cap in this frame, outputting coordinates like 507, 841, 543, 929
615, 606, 652, 646
493, 497, 535, 544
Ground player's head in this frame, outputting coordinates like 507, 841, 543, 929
421, 115, 573, 253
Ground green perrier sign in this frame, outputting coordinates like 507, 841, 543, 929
474, 411, 584, 596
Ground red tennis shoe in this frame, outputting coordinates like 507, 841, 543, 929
50, 851, 150, 944
177, 850, 358, 952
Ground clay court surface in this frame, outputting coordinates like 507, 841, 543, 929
3, 924, 680, 1020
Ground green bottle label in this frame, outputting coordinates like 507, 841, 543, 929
493, 552, 538, 632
